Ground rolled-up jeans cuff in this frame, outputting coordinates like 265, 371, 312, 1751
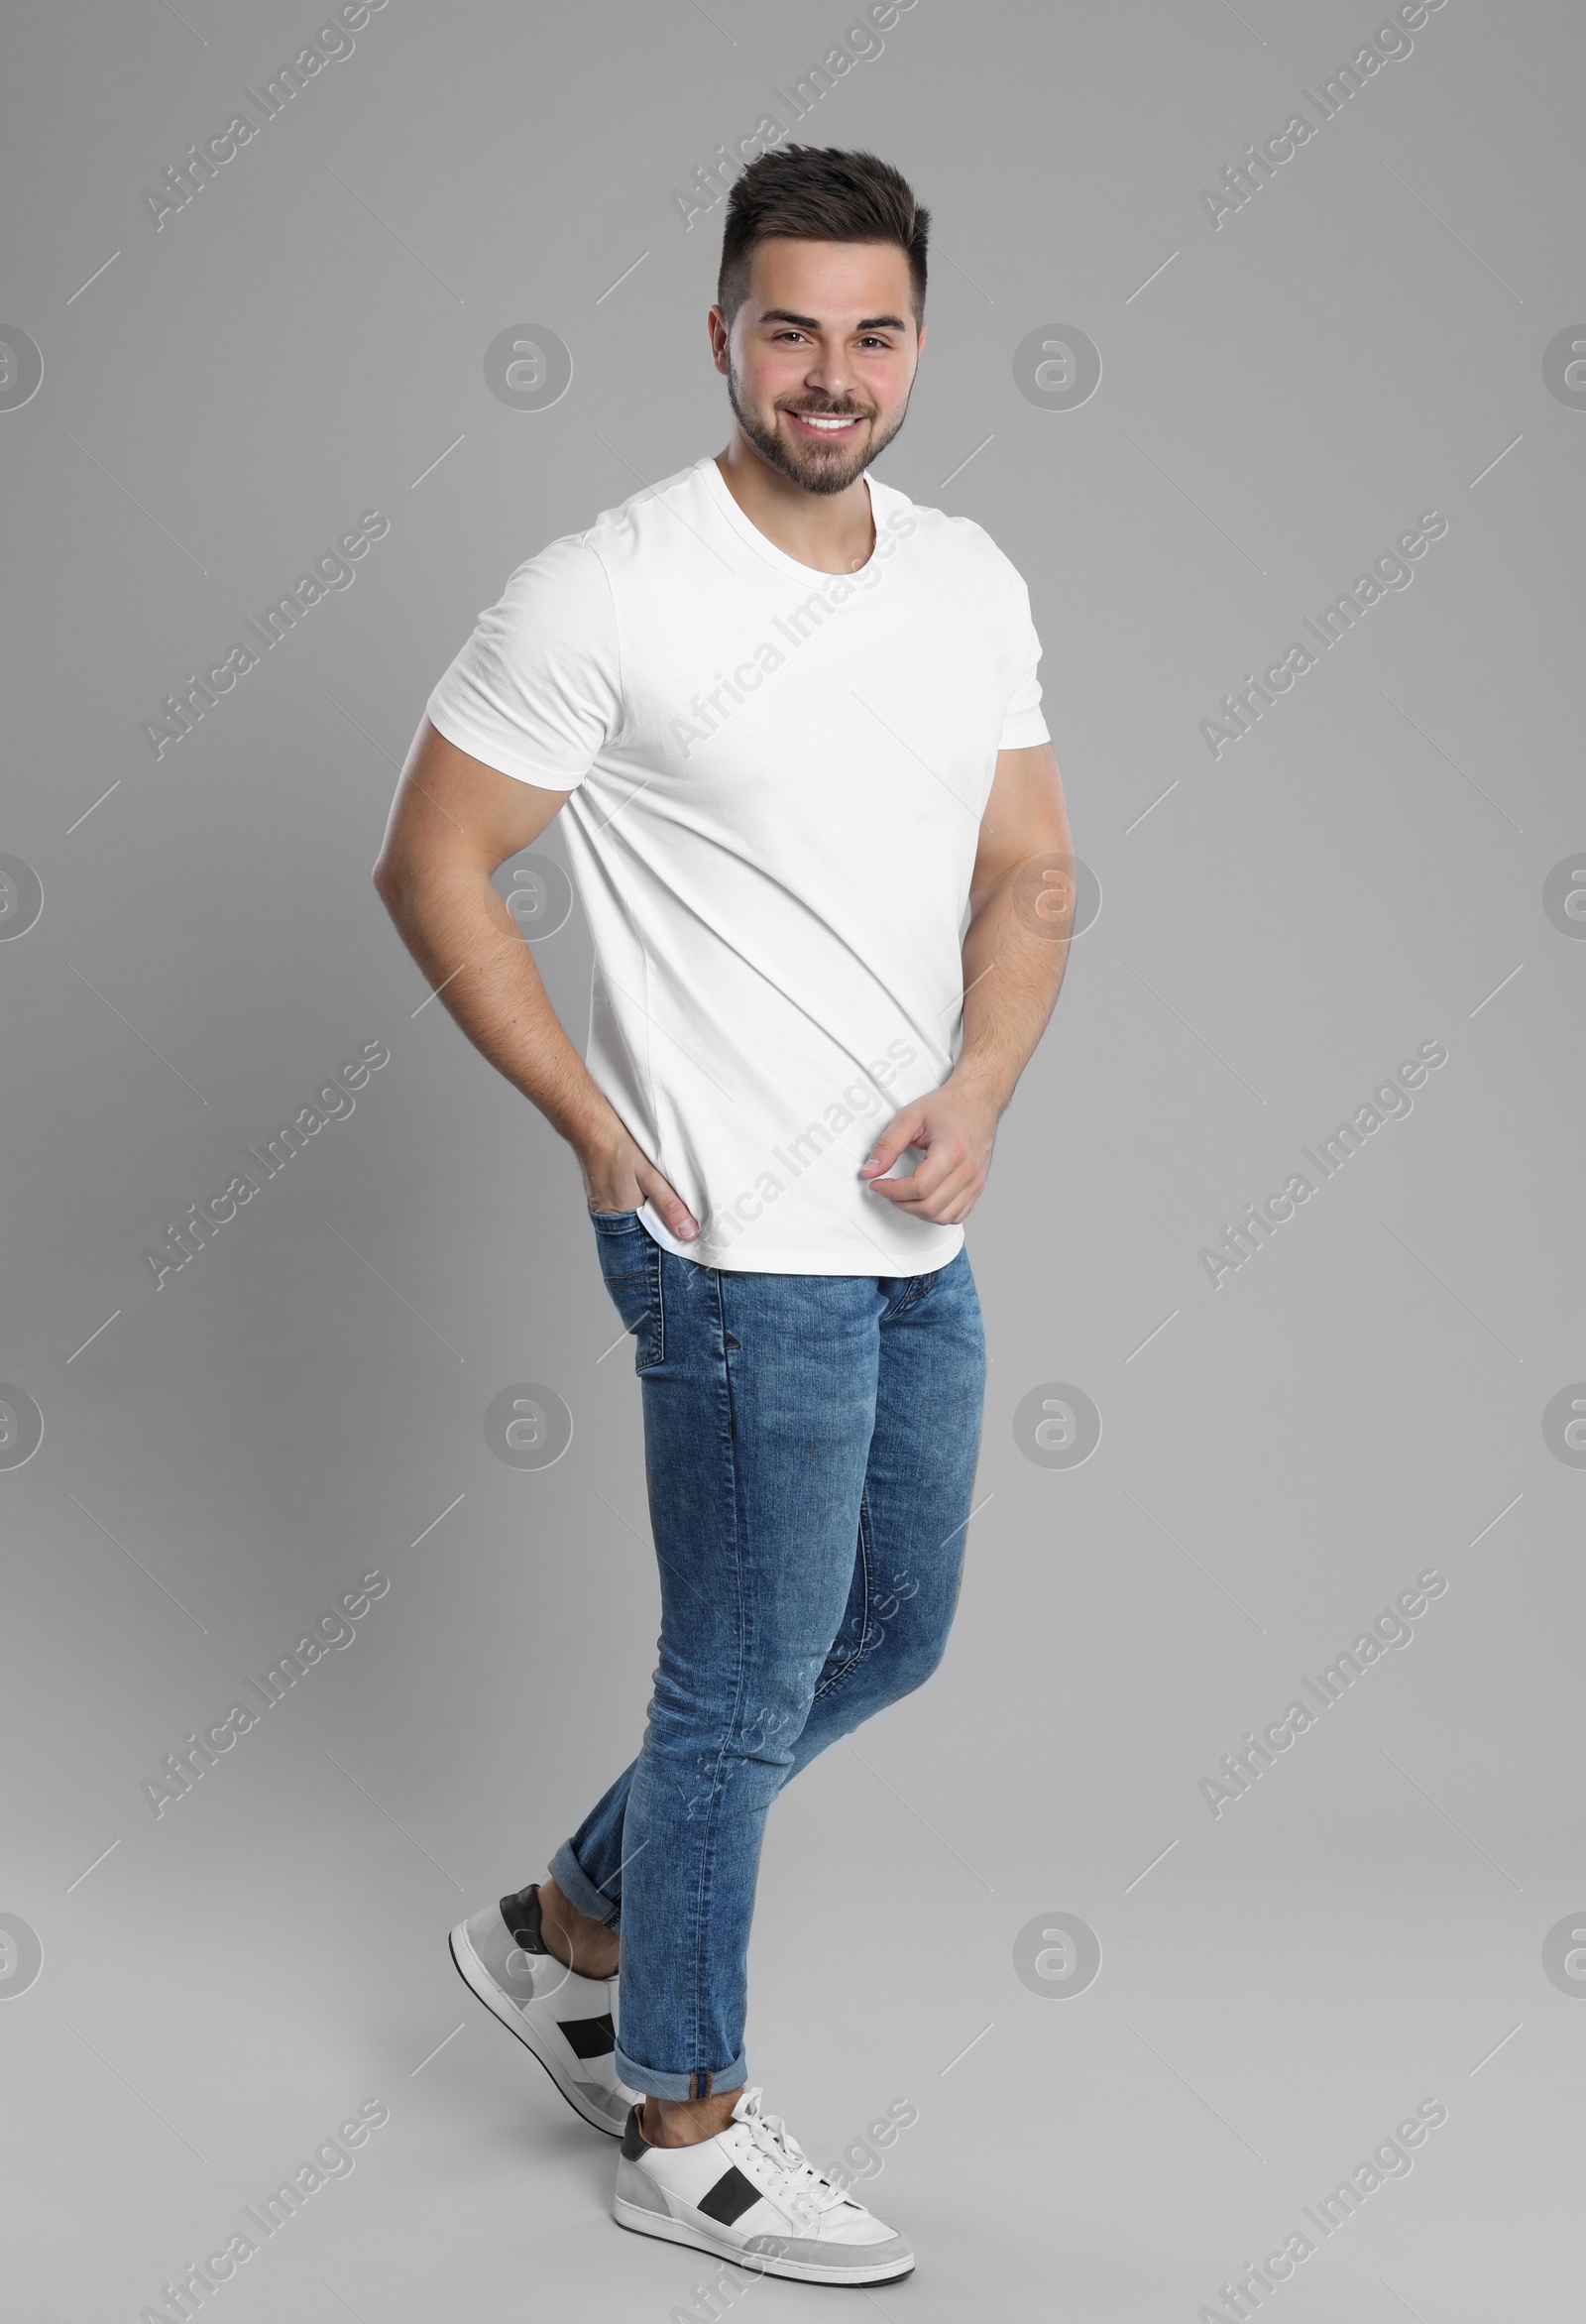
548, 1838, 621, 1928
614, 2043, 749, 2103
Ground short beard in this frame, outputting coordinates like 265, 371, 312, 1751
726, 361, 910, 497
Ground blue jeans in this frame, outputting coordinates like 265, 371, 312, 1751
549, 1214, 987, 2101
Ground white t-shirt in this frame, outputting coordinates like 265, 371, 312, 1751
425, 453, 1049, 1275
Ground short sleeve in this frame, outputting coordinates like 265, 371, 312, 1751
424, 534, 621, 789
996, 577, 1050, 752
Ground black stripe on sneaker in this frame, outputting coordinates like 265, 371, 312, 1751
558, 2011, 617, 2059
697, 2164, 762, 2227
621, 2106, 648, 2160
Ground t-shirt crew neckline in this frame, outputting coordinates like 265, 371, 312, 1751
696, 452, 883, 583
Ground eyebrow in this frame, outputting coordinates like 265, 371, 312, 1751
757, 308, 911, 333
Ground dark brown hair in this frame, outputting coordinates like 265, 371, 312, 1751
718, 146, 929, 324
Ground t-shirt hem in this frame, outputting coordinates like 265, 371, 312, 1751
424, 697, 586, 791
639, 1204, 964, 1277
997, 713, 1052, 750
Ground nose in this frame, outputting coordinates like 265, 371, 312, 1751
802, 344, 857, 406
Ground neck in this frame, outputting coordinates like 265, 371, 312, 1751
715, 435, 875, 574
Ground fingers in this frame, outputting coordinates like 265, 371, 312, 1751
858, 1104, 926, 1179
865, 1152, 985, 1224
636, 1161, 700, 1242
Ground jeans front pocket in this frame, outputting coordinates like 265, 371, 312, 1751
590, 1211, 664, 1370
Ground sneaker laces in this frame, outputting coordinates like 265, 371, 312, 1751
731, 2088, 850, 2221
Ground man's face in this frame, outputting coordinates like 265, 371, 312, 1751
712, 238, 924, 497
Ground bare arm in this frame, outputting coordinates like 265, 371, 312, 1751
372, 719, 699, 1234
860, 740, 1074, 1222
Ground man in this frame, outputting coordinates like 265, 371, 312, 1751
374, 144, 1073, 2286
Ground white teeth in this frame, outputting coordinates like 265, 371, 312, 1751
796, 413, 858, 430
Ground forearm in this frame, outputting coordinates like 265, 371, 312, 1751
376, 857, 618, 1151
949, 857, 1072, 1114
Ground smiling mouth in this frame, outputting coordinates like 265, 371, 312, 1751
783, 408, 868, 437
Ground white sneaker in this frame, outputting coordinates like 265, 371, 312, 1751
448, 1881, 639, 2138
614, 2087, 915, 2284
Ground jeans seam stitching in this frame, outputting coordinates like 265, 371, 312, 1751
812, 1486, 875, 1700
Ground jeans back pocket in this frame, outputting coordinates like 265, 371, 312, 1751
590, 1212, 664, 1370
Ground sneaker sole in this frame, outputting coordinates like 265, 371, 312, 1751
447, 1919, 625, 2139
613, 2194, 916, 2285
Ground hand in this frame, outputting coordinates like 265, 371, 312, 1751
578, 1120, 699, 1240
858, 1077, 1001, 1226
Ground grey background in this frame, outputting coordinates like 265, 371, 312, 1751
2, 0, 1581, 2316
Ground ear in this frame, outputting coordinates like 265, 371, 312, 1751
708, 304, 731, 376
